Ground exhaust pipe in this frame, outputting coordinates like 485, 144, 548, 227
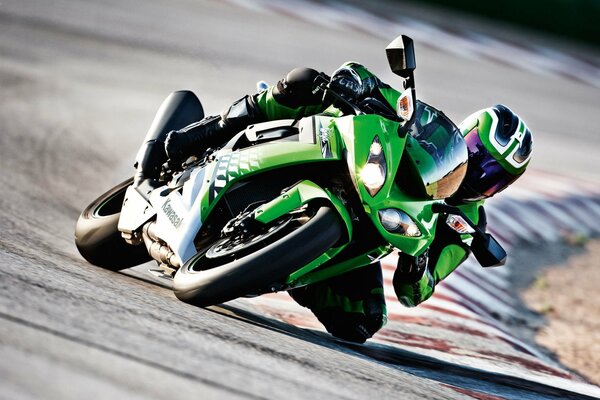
142, 222, 181, 268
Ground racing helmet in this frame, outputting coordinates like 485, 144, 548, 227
451, 104, 533, 202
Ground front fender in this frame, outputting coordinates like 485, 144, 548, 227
253, 180, 352, 243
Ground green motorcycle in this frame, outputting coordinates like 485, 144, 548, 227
75, 35, 506, 307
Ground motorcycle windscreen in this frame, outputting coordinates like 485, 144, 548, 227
403, 102, 468, 199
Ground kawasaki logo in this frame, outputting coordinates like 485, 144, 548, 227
161, 198, 183, 228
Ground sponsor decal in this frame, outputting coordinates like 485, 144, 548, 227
161, 198, 184, 229
319, 127, 332, 158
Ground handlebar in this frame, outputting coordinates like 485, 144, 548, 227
312, 73, 365, 116
312, 72, 416, 133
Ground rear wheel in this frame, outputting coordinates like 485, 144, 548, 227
75, 178, 151, 270
173, 205, 343, 307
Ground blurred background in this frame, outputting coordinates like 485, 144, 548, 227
1, 0, 600, 398
409, 0, 600, 47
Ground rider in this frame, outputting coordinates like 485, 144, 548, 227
143, 63, 532, 343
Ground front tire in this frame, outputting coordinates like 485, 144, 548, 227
173, 205, 343, 307
74, 178, 151, 270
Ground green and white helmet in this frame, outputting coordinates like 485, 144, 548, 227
451, 104, 533, 202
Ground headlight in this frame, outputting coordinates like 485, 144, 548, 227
361, 136, 386, 196
378, 209, 421, 237
361, 163, 385, 193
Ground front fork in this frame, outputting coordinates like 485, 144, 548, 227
249, 180, 355, 285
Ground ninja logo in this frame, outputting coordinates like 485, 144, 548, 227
161, 198, 183, 229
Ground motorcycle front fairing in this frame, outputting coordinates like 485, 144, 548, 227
333, 114, 440, 257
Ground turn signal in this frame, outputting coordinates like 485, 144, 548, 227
446, 214, 475, 234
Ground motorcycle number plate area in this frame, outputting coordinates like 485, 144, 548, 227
118, 186, 157, 234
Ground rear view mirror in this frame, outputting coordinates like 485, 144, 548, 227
471, 233, 507, 268
386, 35, 416, 78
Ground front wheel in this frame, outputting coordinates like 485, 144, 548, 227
173, 205, 343, 307
74, 178, 151, 270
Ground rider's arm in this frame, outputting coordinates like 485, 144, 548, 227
255, 62, 403, 121
394, 202, 485, 307
255, 67, 327, 120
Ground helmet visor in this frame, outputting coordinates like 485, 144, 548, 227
459, 130, 520, 201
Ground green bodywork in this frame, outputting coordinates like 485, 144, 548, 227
193, 62, 477, 309
193, 110, 444, 289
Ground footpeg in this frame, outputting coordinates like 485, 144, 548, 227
148, 264, 176, 280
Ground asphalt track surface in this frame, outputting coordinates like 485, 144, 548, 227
1, 1, 600, 399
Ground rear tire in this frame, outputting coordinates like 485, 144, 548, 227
173, 205, 342, 307
75, 178, 151, 270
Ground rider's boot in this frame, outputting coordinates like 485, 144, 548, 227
393, 250, 432, 307
164, 95, 265, 165
289, 262, 387, 343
